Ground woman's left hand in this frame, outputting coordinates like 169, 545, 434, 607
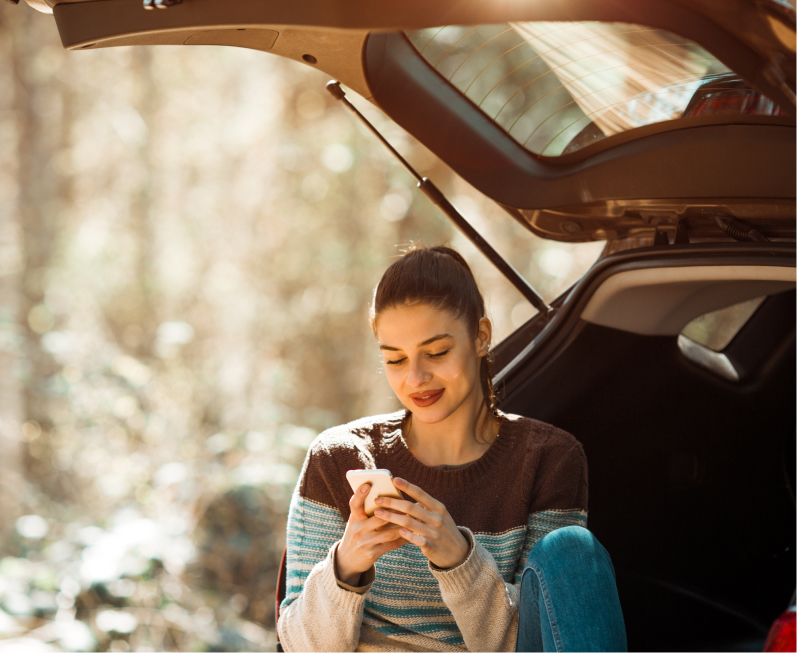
373, 477, 470, 570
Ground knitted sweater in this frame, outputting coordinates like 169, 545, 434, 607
277, 409, 588, 652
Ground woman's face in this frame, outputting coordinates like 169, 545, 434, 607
375, 303, 491, 425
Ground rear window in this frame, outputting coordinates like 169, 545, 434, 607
406, 22, 784, 157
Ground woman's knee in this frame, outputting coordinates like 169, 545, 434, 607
522, 527, 627, 652
529, 526, 615, 577
532, 525, 593, 556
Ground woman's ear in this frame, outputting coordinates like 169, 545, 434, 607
476, 316, 492, 357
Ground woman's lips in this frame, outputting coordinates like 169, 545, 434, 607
410, 389, 445, 408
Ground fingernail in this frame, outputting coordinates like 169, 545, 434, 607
374, 510, 384, 516
374, 497, 383, 504
361, 484, 370, 493
394, 478, 404, 485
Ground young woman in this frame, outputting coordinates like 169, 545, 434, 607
277, 245, 627, 652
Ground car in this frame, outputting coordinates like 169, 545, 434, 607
18, 0, 796, 650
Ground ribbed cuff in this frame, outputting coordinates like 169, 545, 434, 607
328, 540, 375, 598
428, 527, 490, 593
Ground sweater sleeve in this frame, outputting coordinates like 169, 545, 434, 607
277, 538, 374, 652
430, 527, 520, 652
431, 440, 589, 652
514, 440, 589, 585
277, 441, 375, 652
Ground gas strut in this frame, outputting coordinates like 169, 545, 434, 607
325, 81, 554, 321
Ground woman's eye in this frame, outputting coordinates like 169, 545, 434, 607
385, 350, 449, 366
429, 349, 451, 359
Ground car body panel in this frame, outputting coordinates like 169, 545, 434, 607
50, 0, 795, 110
48, 0, 796, 243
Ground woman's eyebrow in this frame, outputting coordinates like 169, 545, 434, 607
419, 333, 453, 347
379, 333, 453, 351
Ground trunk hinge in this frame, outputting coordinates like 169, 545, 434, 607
325, 81, 554, 321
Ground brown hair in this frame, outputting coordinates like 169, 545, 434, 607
370, 244, 496, 417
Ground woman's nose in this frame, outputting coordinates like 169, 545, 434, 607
405, 358, 430, 388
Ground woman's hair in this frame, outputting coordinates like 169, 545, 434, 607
370, 244, 496, 416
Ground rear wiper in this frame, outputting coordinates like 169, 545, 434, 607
325, 80, 554, 322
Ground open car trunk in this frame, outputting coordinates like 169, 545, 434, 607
23, 0, 797, 649
45, 0, 797, 244
492, 243, 796, 651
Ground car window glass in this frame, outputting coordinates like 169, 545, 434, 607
680, 296, 766, 351
406, 22, 784, 157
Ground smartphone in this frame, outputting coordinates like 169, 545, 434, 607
346, 469, 403, 517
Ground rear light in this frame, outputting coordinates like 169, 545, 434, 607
683, 89, 785, 118
763, 608, 796, 652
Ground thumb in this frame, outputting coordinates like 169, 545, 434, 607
349, 482, 371, 521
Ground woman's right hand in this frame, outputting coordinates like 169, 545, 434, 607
335, 483, 408, 586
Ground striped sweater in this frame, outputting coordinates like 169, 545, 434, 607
277, 409, 588, 652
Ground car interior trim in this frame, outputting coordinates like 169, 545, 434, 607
492, 244, 796, 388
501, 197, 797, 244
676, 334, 740, 382
52, 1, 374, 97
579, 265, 797, 336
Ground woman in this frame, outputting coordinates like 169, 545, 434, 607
277, 245, 627, 652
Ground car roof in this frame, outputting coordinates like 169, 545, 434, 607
37, 0, 797, 244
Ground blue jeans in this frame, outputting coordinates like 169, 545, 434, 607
516, 526, 627, 652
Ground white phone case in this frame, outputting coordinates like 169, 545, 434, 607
346, 469, 403, 517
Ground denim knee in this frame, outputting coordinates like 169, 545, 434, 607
528, 526, 615, 578
519, 526, 627, 652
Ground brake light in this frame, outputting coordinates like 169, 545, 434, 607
763, 608, 796, 652
684, 89, 785, 118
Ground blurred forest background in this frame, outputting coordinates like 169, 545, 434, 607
0, 4, 604, 652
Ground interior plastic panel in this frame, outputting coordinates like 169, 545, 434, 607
579, 265, 796, 335
493, 243, 796, 387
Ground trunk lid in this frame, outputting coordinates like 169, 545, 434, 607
48, 0, 797, 243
